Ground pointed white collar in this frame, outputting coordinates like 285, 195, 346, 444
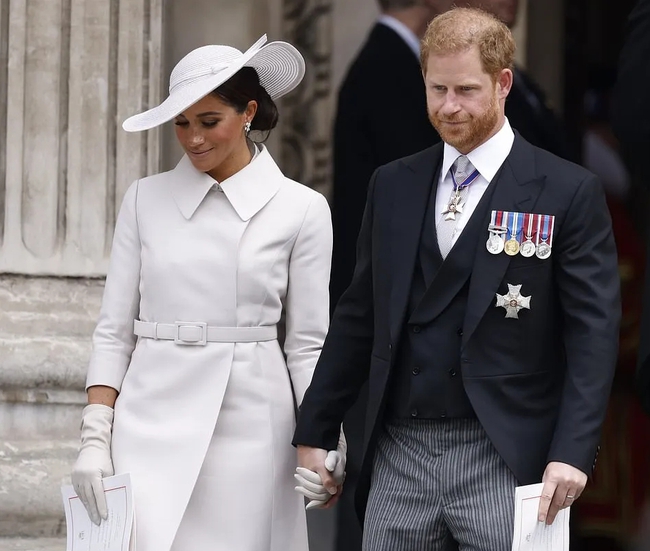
169, 145, 283, 221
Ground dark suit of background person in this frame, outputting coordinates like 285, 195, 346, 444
506, 67, 574, 160
330, 21, 442, 308
294, 125, 620, 528
329, 6, 444, 549
613, 0, 650, 418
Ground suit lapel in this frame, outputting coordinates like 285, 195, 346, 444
409, 170, 498, 325
462, 135, 546, 347
389, 145, 443, 345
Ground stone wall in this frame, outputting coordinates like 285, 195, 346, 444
0, 275, 103, 537
0, 0, 163, 539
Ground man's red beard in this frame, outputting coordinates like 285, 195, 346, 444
429, 93, 500, 153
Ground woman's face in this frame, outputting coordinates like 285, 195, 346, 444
174, 94, 256, 181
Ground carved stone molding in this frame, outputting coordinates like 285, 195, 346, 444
280, 0, 333, 197
0, 0, 163, 276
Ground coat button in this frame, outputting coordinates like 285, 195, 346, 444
411, 409, 418, 418
440, 412, 447, 418
412, 367, 420, 376
449, 369, 457, 377
412, 325, 421, 334
457, 328, 463, 336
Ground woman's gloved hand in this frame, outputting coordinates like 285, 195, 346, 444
294, 427, 347, 510
71, 404, 115, 525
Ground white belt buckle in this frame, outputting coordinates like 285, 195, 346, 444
174, 321, 208, 346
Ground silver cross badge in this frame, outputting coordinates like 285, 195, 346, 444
495, 284, 531, 319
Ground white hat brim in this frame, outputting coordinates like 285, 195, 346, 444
122, 40, 305, 132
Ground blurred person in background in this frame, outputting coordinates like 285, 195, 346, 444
330, 2, 450, 548
456, 0, 574, 161
331, 0, 451, 307
614, 0, 650, 546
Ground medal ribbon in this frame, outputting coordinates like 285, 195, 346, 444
535, 214, 543, 247
540, 214, 554, 244
513, 211, 524, 243
546, 215, 556, 247
523, 212, 534, 240
496, 210, 503, 228
505, 211, 518, 241
450, 168, 480, 192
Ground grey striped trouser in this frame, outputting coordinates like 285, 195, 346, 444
363, 418, 517, 551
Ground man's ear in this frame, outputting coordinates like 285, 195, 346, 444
497, 68, 513, 99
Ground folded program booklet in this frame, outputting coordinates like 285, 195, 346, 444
61, 473, 135, 551
512, 483, 570, 551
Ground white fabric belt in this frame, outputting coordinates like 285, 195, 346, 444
134, 320, 277, 346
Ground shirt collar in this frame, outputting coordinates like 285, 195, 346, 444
441, 117, 515, 183
170, 144, 283, 221
378, 15, 421, 60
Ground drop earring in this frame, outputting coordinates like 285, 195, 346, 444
244, 121, 251, 135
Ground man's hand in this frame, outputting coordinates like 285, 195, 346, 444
538, 461, 588, 525
296, 445, 341, 509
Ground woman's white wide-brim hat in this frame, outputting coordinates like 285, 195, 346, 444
122, 35, 305, 132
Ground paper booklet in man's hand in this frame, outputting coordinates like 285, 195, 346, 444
512, 483, 570, 551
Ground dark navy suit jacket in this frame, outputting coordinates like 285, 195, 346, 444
294, 134, 620, 521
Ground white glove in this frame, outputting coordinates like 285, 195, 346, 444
325, 428, 347, 485
71, 404, 115, 525
295, 428, 347, 510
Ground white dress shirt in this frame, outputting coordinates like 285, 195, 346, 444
378, 14, 421, 60
435, 118, 515, 247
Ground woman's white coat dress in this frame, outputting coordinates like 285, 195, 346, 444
85, 145, 332, 551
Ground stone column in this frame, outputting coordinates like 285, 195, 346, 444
0, 0, 163, 276
0, 0, 163, 538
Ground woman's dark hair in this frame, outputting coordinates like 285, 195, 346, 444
212, 67, 279, 134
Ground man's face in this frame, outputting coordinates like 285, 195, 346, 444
424, 46, 511, 153
461, 0, 519, 28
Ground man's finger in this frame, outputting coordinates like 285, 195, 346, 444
315, 466, 338, 495
545, 487, 568, 525
322, 491, 341, 509
562, 490, 578, 508
537, 481, 557, 523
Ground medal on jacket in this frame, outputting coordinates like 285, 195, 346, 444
504, 211, 521, 256
442, 167, 480, 221
536, 214, 555, 259
486, 210, 507, 255
520, 212, 537, 258
495, 283, 531, 319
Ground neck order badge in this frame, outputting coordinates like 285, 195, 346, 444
442, 157, 480, 221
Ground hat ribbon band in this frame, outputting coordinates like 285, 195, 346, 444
168, 34, 268, 94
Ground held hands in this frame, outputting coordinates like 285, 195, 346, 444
295, 429, 347, 510
537, 461, 588, 525
71, 404, 115, 525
